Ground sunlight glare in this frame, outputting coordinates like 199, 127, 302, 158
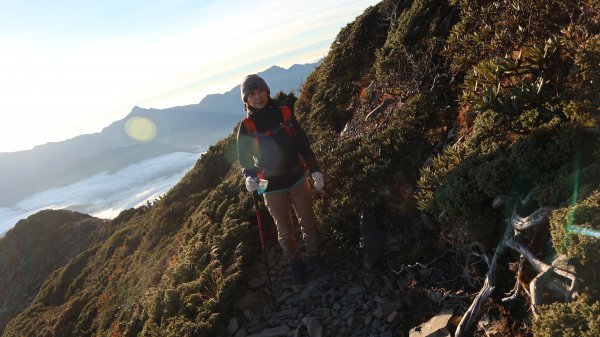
125, 116, 157, 141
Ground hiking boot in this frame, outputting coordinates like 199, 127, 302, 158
307, 255, 332, 276
289, 259, 306, 284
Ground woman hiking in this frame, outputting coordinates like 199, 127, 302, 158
236, 74, 330, 284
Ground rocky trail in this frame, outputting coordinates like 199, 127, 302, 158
224, 195, 564, 337
225, 239, 505, 337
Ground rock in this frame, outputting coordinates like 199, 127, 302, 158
363, 274, 376, 288
381, 332, 393, 337
374, 296, 389, 303
234, 327, 248, 337
234, 291, 265, 312
332, 303, 341, 311
247, 325, 290, 337
277, 291, 294, 303
246, 319, 266, 333
409, 308, 454, 337
478, 314, 500, 337
302, 317, 324, 337
293, 325, 306, 337
372, 302, 403, 319
273, 309, 292, 318
262, 305, 273, 319
297, 278, 322, 301
268, 317, 282, 326
348, 286, 366, 295
248, 276, 268, 289
228, 317, 240, 334
243, 309, 255, 321
343, 308, 355, 321
426, 291, 443, 303
386, 310, 401, 323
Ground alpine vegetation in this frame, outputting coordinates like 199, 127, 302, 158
0, 0, 598, 336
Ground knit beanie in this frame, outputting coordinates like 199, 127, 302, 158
240, 74, 270, 102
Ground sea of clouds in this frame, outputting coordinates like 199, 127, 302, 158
0, 151, 202, 235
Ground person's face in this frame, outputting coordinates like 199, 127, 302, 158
247, 89, 269, 109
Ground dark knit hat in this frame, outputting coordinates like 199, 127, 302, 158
241, 74, 270, 102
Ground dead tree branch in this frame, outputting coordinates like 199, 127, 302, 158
505, 238, 580, 317
455, 224, 513, 337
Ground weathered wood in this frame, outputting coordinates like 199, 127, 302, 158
502, 256, 524, 303
506, 239, 580, 317
511, 206, 555, 231
455, 224, 512, 337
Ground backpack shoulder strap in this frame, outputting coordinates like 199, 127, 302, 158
242, 117, 260, 158
278, 106, 293, 136
242, 117, 257, 137
278, 106, 292, 123
242, 117, 265, 178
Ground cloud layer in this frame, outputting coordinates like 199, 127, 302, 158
0, 151, 201, 235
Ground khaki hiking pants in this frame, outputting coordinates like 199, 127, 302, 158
263, 178, 321, 263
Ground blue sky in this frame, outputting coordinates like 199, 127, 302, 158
0, 0, 379, 153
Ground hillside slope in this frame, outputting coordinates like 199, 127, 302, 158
0, 210, 113, 335
2, 0, 598, 336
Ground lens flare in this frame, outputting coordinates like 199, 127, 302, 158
125, 117, 157, 141
567, 225, 600, 239
561, 152, 599, 245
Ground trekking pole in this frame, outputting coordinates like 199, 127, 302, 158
252, 191, 276, 306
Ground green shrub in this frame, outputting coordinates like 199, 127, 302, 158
313, 94, 433, 249
375, 0, 455, 96
550, 190, 600, 265
534, 295, 600, 337
563, 33, 600, 128
416, 146, 465, 212
295, 3, 389, 133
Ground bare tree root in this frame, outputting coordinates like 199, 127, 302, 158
502, 255, 524, 303
454, 224, 512, 337
502, 206, 554, 304
456, 201, 575, 336
511, 206, 555, 231
505, 239, 580, 317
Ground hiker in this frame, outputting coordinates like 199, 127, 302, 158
236, 74, 330, 284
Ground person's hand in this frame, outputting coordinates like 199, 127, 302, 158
311, 172, 324, 191
245, 176, 259, 192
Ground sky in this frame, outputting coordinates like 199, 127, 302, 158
0, 0, 380, 153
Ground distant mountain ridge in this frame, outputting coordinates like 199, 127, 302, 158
0, 62, 318, 207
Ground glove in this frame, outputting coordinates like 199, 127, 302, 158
311, 172, 324, 191
245, 176, 259, 192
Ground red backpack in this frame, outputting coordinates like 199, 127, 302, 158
242, 106, 306, 178
242, 105, 294, 148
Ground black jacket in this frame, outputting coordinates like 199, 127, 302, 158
236, 100, 320, 192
